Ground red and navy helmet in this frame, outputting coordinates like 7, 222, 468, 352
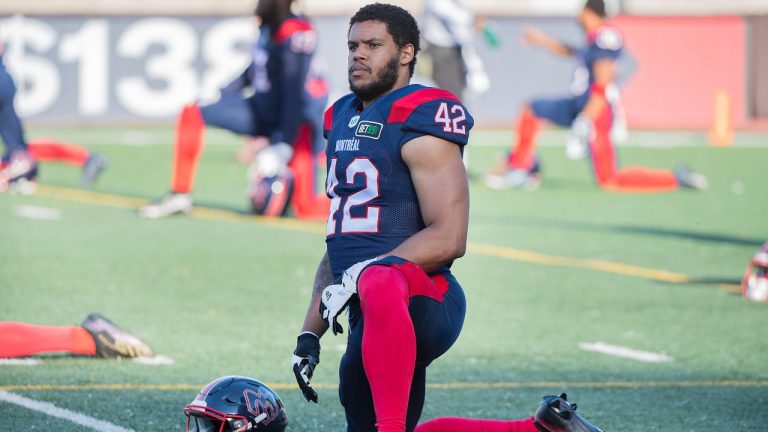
184, 376, 288, 432
742, 242, 768, 302
248, 168, 294, 217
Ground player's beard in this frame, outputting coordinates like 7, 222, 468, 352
349, 54, 400, 103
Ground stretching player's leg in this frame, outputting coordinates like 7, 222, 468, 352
0, 67, 28, 159
289, 123, 329, 220
338, 306, 429, 432
0, 322, 96, 358
0, 314, 153, 359
28, 139, 89, 166
28, 138, 109, 186
508, 106, 540, 171
0, 68, 37, 192
341, 258, 465, 432
138, 103, 205, 218
139, 96, 265, 218
485, 96, 582, 190
415, 393, 602, 432
358, 265, 416, 432
484, 105, 541, 190
171, 103, 206, 195
416, 417, 537, 432
589, 106, 704, 192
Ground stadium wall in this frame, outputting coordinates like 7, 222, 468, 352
0, 13, 761, 129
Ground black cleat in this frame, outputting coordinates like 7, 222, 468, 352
534, 393, 603, 432
81, 313, 154, 358
80, 153, 109, 187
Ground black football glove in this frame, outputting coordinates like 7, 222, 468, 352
292, 331, 320, 403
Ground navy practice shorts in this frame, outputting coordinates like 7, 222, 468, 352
530, 92, 589, 127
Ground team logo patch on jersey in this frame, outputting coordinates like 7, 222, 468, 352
596, 28, 622, 50
348, 115, 360, 128
355, 121, 383, 139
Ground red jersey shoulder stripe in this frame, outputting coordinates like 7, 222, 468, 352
386, 88, 460, 124
274, 18, 313, 43
323, 105, 334, 131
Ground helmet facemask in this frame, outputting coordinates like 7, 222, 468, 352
185, 404, 267, 432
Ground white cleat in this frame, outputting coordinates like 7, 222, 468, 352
138, 192, 193, 219
484, 169, 541, 191
674, 165, 708, 191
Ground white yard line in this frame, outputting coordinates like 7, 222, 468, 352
579, 342, 673, 363
0, 358, 41, 366
15, 205, 62, 221
0, 390, 136, 432
132, 355, 174, 365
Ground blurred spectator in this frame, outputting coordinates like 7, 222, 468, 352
421, 0, 491, 99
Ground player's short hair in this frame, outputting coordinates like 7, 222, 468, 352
253, 0, 294, 17
584, 0, 607, 17
349, 2, 420, 77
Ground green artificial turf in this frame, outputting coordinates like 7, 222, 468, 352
1, 127, 766, 431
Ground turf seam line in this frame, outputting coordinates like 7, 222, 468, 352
0, 390, 136, 432
578, 342, 673, 363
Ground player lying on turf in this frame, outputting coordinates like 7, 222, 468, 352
139, 0, 329, 220
290, 4, 603, 431
0, 313, 154, 359
484, 0, 707, 193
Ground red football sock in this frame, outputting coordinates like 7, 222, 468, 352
610, 167, 678, 192
288, 124, 329, 221
28, 138, 89, 167
0, 322, 96, 357
171, 103, 205, 194
590, 107, 678, 192
415, 417, 538, 432
508, 110, 540, 170
358, 265, 416, 432
589, 107, 618, 186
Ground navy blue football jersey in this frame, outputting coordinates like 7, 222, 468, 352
323, 84, 474, 278
222, 15, 325, 145
570, 25, 623, 96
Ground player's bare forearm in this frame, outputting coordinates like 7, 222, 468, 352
300, 252, 332, 337
390, 135, 469, 273
523, 26, 573, 57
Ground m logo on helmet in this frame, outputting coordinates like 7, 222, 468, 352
244, 388, 280, 425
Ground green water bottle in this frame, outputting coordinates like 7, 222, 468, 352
483, 22, 501, 48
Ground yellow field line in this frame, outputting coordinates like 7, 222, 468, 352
3, 380, 766, 392
32, 185, 739, 291
35, 184, 325, 234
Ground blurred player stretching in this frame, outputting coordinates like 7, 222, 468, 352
139, 0, 328, 219
485, 0, 707, 192
0, 43, 108, 193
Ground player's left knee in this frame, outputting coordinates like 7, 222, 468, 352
358, 265, 410, 314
